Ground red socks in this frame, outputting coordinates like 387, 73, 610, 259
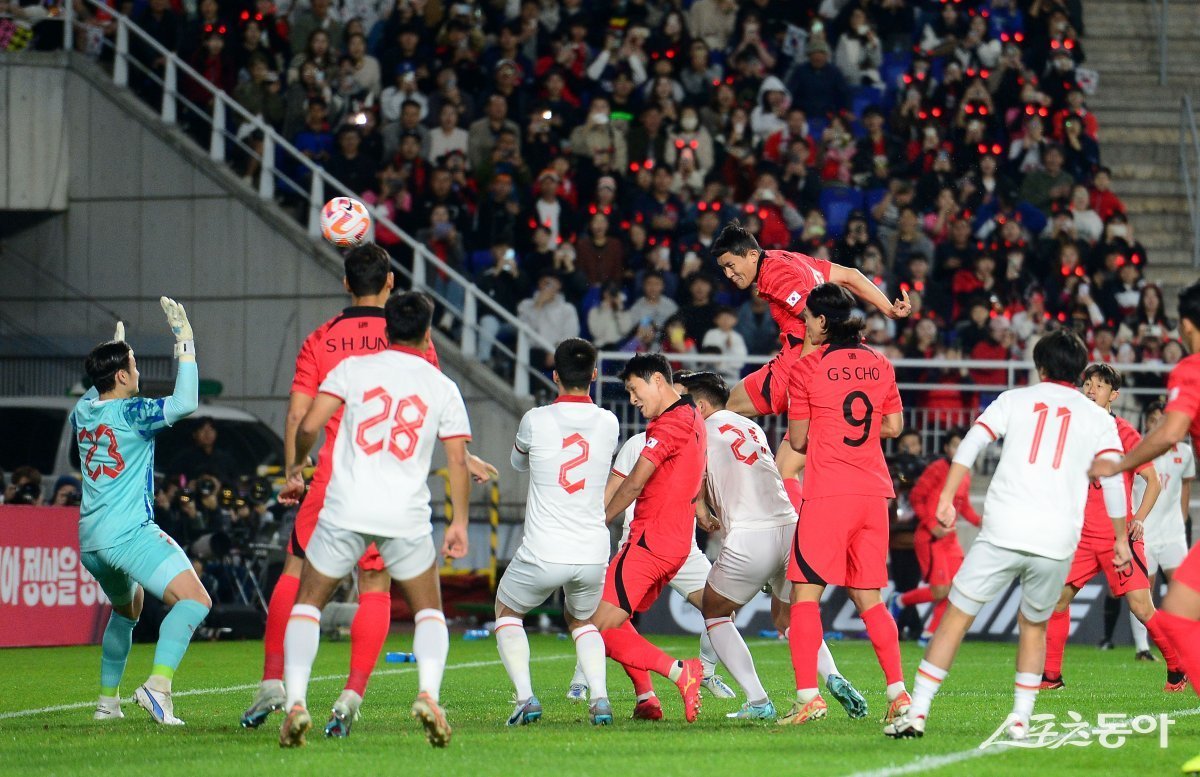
788, 601, 822, 690
1154, 610, 1199, 687
860, 603, 905, 686
1044, 608, 1069, 678
901, 587, 934, 607
262, 573, 300, 681
1152, 613, 1190, 681
602, 620, 676, 678
346, 591, 392, 696
623, 664, 655, 697
926, 598, 949, 633
783, 478, 804, 515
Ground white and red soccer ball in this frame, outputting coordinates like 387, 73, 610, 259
320, 196, 372, 248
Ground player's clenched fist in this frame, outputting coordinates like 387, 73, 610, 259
935, 493, 956, 529
441, 523, 468, 559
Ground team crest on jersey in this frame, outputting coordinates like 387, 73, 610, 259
1168, 387, 1180, 401
785, 291, 802, 307
645, 437, 659, 449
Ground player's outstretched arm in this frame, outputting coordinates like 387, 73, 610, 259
160, 298, 198, 424
1089, 411, 1191, 479
829, 264, 911, 319
442, 438, 471, 559
605, 456, 655, 525
1128, 464, 1161, 542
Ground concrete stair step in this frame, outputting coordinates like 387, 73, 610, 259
1099, 144, 1183, 167
1113, 179, 1187, 198
1095, 126, 1178, 144
1097, 110, 1183, 128
1122, 195, 1191, 214
1149, 264, 1200, 283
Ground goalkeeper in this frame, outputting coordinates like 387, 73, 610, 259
73, 298, 211, 726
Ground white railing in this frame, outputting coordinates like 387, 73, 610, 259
68, 0, 554, 397
1181, 95, 1200, 268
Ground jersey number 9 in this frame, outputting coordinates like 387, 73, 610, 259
842, 391, 874, 447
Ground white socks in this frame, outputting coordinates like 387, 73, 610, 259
283, 603, 322, 709
818, 640, 840, 681
572, 625, 608, 700
413, 609, 448, 702
705, 617, 767, 704
909, 659, 947, 719
1013, 672, 1040, 721
1130, 610, 1151, 652
699, 629, 719, 677
495, 616, 533, 701
571, 662, 587, 687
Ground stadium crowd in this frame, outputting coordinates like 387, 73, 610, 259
71, 0, 1183, 412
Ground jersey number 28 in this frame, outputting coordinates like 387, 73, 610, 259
355, 388, 427, 461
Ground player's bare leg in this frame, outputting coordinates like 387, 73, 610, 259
884, 601, 974, 739
325, 567, 393, 737
701, 585, 774, 719
244, 552, 303, 728
279, 561, 342, 747
687, 588, 734, 698
493, 600, 544, 725
844, 587, 909, 722
594, 601, 703, 722
94, 587, 144, 721
780, 582, 830, 725
394, 562, 453, 747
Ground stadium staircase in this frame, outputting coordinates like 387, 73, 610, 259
1084, 0, 1200, 295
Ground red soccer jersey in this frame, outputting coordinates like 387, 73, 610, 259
909, 457, 981, 536
755, 249, 834, 349
788, 344, 901, 499
291, 306, 440, 476
628, 395, 707, 557
1081, 415, 1148, 542
1166, 353, 1200, 459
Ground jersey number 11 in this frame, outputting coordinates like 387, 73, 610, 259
1029, 403, 1072, 469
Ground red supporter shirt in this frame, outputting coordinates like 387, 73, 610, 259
628, 395, 707, 557
1081, 415, 1148, 542
909, 457, 981, 538
754, 250, 833, 349
788, 344, 901, 499
1166, 353, 1200, 459
291, 306, 440, 479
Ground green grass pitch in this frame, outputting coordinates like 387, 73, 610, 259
1, 634, 1197, 776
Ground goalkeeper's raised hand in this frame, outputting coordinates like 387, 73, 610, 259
160, 296, 195, 358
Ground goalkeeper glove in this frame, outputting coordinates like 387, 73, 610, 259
113, 321, 125, 342
160, 296, 195, 357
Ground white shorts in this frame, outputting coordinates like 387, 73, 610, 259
950, 540, 1071, 624
707, 525, 793, 605
1145, 536, 1190, 577
496, 545, 606, 619
307, 520, 436, 582
668, 543, 712, 599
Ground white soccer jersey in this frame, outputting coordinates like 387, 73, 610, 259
1134, 442, 1195, 546
970, 382, 1123, 560
611, 433, 645, 545
510, 395, 619, 565
703, 410, 796, 535
318, 347, 471, 538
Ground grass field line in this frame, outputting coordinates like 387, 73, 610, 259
839, 705, 1200, 777
0, 653, 575, 721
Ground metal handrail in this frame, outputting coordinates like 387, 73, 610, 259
68, 0, 553, 397
1181, 95, 1200, 268
1149, 0, 1168, 86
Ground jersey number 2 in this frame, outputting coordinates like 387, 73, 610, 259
355, 388, 428, 461
1029, 403, 1072, 469
719, 423, 768, 466
558, 434, 589, 493
79, 424, 124, 480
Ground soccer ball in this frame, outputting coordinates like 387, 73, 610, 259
320, 197, 371, 247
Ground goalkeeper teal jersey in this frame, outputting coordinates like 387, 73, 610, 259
70, 360, 198, 551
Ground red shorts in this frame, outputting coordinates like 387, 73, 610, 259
1065, 537, 1149, 596
914, 530, 964, 588
741, 337, 803, 416
602, 538, 687, 614
1175, 545, 1200, 592
288, 473, 384, 572
788, 494, 890, 589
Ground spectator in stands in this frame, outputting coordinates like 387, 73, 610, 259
168, 417, 238, 486
836, 7, 883, 88
184, 28, 234, 118
132, 0, 182, 102
290, 0, 342, 56
468, 94, 521, 173
1089, 166, 1126, 222
475, 243, 524, 368
233, 52, 284, 130
661, 315, 697, 370
425, 104, 469, 164
527, 168, 575, 246
588, 282, 635, 351
701, 306, 748, 386
326, 126, 378, 196
665, 105, 715, 177
518, 273, 581, 370
885, 206, 935, 270
750, 75, 791, 142
181, 0, 221, 61
417, 204, 466, 319
1060, 114, 1100, 182
569, 97, 628, 181
282, 59, 330, 139
627, 270, 679, 331
50, 475, 82, 506
688, 0, 737, 51
679, 274, 721, 343
574, 212, 624, 287
287, 29, 337, 85
4, 466, 43, 506
345, 33, 381, 102
1067, 183, 1104, 244
680, 40, 723, 105
787, 37, 848, 119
